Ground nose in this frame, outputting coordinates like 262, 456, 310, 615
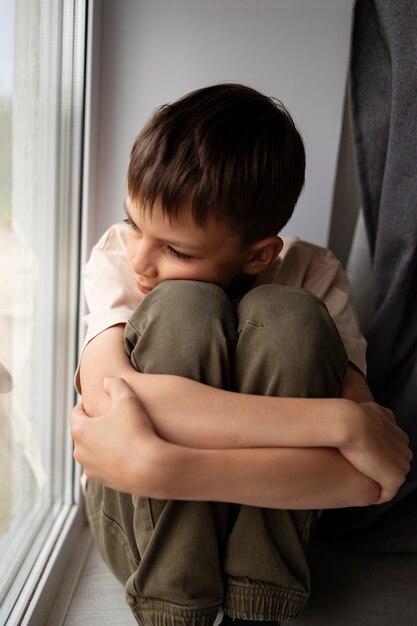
130, 240, 158, 278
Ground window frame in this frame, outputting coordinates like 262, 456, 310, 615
1, 0, 93, 623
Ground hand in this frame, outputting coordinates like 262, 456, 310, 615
339, 401, 413, 503
70, 377, 160, 494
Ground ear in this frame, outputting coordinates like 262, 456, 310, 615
242, 235, 283, 275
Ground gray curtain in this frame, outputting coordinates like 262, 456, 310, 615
321, 0, 417, 552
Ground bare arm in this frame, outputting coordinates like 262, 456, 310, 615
73, 378, 380, 509
80, 326, 357, 450
79, 328, 381, 451
77, 327, 412, 505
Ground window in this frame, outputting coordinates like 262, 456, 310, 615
0, 0, 87, 623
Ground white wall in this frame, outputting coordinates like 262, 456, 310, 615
89, 0, 354, 247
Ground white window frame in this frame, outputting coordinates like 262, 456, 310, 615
1, 0, 97, 624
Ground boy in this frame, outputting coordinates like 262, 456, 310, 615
73, 84, 411, 625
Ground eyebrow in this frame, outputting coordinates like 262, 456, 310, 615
123, 199, 206, 251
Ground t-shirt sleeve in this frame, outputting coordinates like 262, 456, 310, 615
301, 246, 367, 376
82, 224, 139, 334
74, 223, 139, 393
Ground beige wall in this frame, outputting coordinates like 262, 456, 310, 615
86, 0, 356, 249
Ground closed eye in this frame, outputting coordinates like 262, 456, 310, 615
124, 217, 139, 232
167, 246, 192, 261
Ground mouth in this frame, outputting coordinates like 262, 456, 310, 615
137, 281, 154, 295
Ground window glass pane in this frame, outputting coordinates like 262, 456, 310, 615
0, 0, 14, 539
0, 0, 80, 618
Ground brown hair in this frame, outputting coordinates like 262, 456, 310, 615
128, 83, 305, 245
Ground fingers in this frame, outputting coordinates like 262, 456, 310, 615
69, 402, 88, 439
384, 407, 396, 423
101, 376, 155, 437
103, 376, 133, 394
70, 401, 88, 419
103, 376, 139, 403
70, 403, 87, 456
379, 448, 413, 504
377, 488, 397, 504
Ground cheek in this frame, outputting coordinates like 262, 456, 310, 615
125, 239, 141, 274
191, 263, 234, 286
161, 261, 209, 283
125, 241, 134, 265
173, 266, 205, 280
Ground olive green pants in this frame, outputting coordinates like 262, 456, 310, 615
85, 280, 347, 625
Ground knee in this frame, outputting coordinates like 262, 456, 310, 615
238, 285, 347, 376
125, 280, 237, 381
150, 280, 234, 335
127, 280, 236, 354
239, 285, 330, 335
153, 279, 229, 315
283, 289, 346, 369
238, 284, 326, 331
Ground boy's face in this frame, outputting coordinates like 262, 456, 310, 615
124, 196, 253, 296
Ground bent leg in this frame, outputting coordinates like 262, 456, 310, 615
85, 280, 237, 626
223, 285, 347, 622
234, 285, 346, 396
124, 280, 237, 388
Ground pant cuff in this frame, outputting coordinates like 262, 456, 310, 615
126, 596, 220, 626
223, 579, 308, 622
